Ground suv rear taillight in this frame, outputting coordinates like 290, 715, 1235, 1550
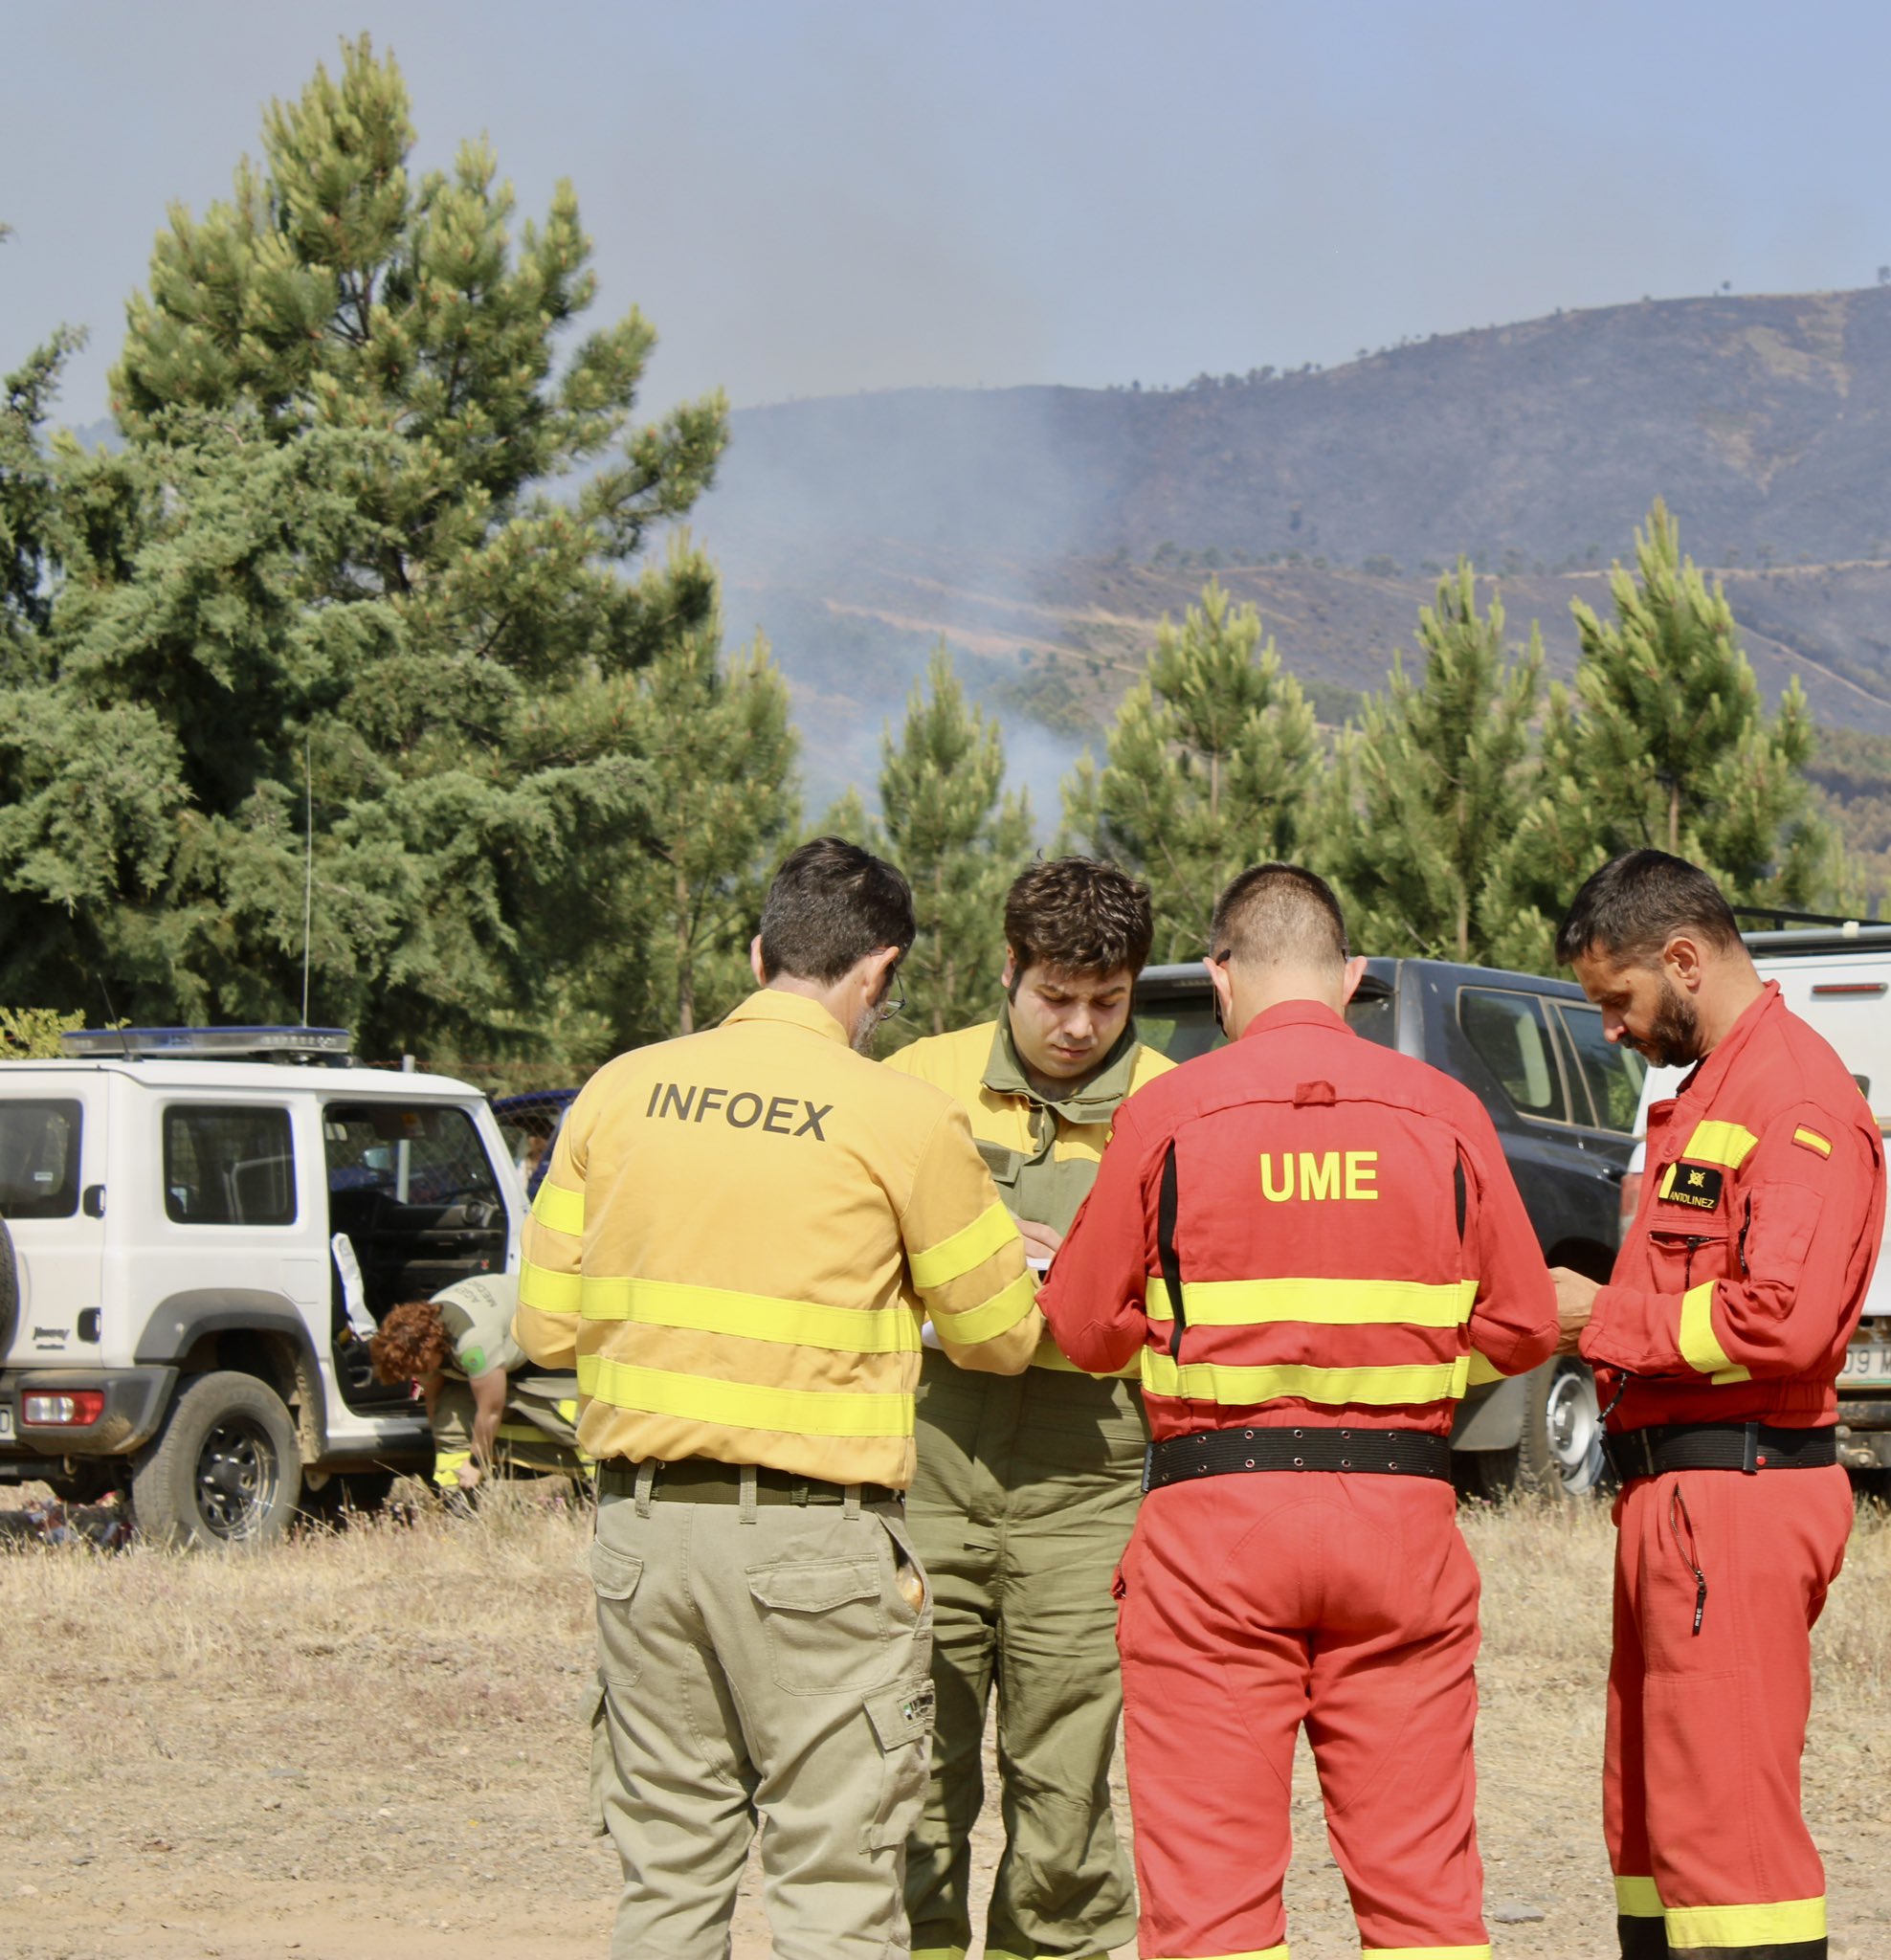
1617, 1168, 1642, 1246
21, 1392, 105, 1427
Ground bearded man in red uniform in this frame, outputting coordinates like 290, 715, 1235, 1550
1553, 851, 1885, 1960
1040, 863, 1557, 1960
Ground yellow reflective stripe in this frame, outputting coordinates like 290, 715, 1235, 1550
578, 1275, 919, 1354
933, 1269, 1036, 1348
911, 1949, 969, 1960
1142, 1351, 1471, 1405
1141, 1949, 1288, 1960
1683, 1119, 1759, 1169
433, 1450, 471, 1488
576, 1355, 913, 1437
519, 1259, 582, 1316
1030, 1338, 1140, 1379
1615, 1876, 1663, 1916
556, 1398, 578, 1423
1465, 1351, 1505, 1387
1678, 1281, 1750, 1382
1793, 1125, 1833, 1157
1146, 1276, 1476, 1328
1665, 1895, 1824, 1949
1363, 1948, 1491, 1959
1657, 1163, 1678, 1199
532, 1179, 585, 1236
909, 1200, 1018, 1291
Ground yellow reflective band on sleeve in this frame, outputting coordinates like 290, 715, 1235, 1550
1792, 1125, 1833, 1158
576, 1355, 914, 1438
518, 1259, 583, 1316
531, 1179, 585, 1236
909, 1200, 1019, 1291
1145, 1276, 1477, 1328
1614, 1877, 1664, 1917
1362, 1948, 1492, 1959
1682, 1119, 1760, 1169
1664, 1895, 1825, 1949
932, 1268, 1036, 1348
1466, 1351, 1506, 1387
1678, 1281, 1751, 1382
1657, 1163, 1677, 1200
577, 1276, 920, 1355
1142, 1350, 1471, 1406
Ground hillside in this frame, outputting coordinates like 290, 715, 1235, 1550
692, 286, 1891, 821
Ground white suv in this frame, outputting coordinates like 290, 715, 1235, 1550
0, 1028, 523, 1544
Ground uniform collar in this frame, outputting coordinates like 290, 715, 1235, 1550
982, 1004, 1146, 1122
1239, 998, 1349, 1040
723, 988, 850, 1046
1674, 979, 1782, 1110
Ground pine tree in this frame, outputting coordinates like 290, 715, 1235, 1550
1322, 564, 1543, 961
0, 40, 726, 1058
1492, 501, 1843, 963
879, 642, 1033, 1038
1064, 579, 1317, 960
0, 326, 83, 675
609, 560, 801, 1039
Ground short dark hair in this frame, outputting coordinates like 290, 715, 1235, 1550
1554, 850, 1744, 968
1004, 858, 1154, 979
757, 837, 916, 985
1211, 863, 1349, 969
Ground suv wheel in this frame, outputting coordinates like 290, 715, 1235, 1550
131, 1371, 301, 1548
1520, 1357, 1608, 1497
0, 1215, 17, 1353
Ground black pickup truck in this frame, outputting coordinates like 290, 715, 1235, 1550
1132, 957, 1646, 1498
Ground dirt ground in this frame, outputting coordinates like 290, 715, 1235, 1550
1, 1485, 1888, 1960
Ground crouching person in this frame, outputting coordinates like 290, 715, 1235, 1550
368, 1272, 585, 1491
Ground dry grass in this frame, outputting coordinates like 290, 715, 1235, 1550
1, 1488, 1888, 1958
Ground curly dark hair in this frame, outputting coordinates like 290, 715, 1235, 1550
368, 1299, 452, 1384
1004, 858, 1154, 980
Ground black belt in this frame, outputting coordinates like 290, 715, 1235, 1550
596, 1458, 902, 1506
1145, 1425, 1453, 1490
1604, 1420, 1837, 1483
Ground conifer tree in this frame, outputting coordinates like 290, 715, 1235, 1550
0, 39, 726, 1058
1064, 579, 1317, 959
879, 642, 1033, 1038
1491, 501, 1842, 963
1321, 564, 1542, 961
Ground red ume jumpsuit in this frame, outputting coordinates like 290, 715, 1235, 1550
1583, 982, 1884, 1960
1041, 999, 1556, 1960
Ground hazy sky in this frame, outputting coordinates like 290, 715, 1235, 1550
6, 1, 1891, 429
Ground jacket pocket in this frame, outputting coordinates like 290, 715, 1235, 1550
746, 1559, 894, 1696
1647, 1227, 1730, 1291
589, 1541, 645, 1687
863, 1674, 935, 1851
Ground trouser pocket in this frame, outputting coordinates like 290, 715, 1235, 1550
864, 1674, 935, 1851
590, 1539, 645, 1686
747, 1557, 894, 1695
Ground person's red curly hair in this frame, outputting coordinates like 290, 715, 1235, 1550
368, 1299, 452, 1384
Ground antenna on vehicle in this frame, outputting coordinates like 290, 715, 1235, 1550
300, 731, 314, 1029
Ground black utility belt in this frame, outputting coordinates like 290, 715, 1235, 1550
1145, 1425, 1453, 1490
1605, 1420, 1837, 1483
596, 1458, 902, 1507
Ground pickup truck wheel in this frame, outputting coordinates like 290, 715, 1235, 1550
1521, 1357, 1608, 1498
130, 1371, 301, 1548
0, 1214, 17, 1353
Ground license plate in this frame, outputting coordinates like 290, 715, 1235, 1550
1841, 1338, 1891, 1388
0, 1408, 12, 1439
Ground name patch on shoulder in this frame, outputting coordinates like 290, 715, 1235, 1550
1660, 1161, 1724, 1212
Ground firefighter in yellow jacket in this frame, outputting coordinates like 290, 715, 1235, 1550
886, 858, 1171, 1960
514, 838, 1042, 1960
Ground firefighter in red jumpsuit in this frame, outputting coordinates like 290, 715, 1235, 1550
1040, 863, 1557, 1960
1554, 852, 1885, 1960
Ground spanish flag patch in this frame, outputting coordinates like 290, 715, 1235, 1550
1792, 1126, 1833, 1158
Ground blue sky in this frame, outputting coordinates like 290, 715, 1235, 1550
5, 1, 1890, 428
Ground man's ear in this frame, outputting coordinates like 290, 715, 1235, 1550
749, 934, 768, 987
1204, 955, 1234, 1024
1662, 934, 1706, 994
1339, 955, 1368, 1007
1000, 947, 1018, 991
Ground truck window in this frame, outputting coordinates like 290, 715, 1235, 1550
1134, 1005, 1222, 1063
1346, 989, 1396, 1048
1554, 1002, 1647, 1133
1457, 989, 1568, 1123
164, 1105, 297, 1225
0, 1099, 82, 1219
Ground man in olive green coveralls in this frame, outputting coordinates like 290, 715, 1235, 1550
886, 859, 1169, 1960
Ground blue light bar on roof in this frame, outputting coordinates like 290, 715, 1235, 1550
59, 1026, 353, 1061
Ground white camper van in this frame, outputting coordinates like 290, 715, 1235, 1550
1625, 925, 1891, 1473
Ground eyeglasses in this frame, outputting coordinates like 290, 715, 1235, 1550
878, 969, 905, 1020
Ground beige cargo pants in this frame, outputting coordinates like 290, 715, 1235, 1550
430, 1371, 586, 1486
904, 1354, 1144, 1960
590, 1466, 934, 1960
